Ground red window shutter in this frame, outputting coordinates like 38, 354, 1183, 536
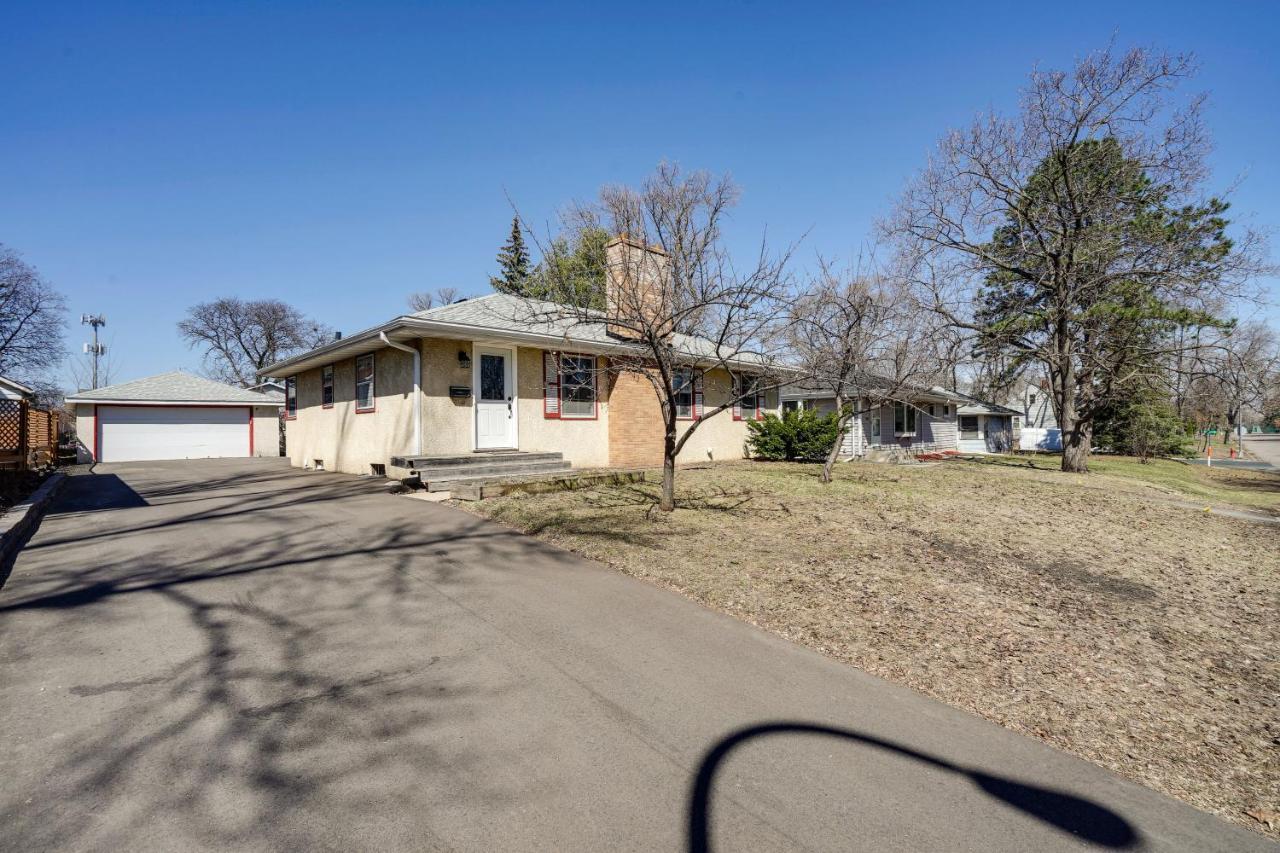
756, 393, 765, 420
693, 372, 704, 420
543, 351, 560, 418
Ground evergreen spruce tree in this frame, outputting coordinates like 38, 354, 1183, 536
489, 217, 531, 295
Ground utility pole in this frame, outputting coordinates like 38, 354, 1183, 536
81, 313, 107, 390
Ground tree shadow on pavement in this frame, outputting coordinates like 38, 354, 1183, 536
0, 469, 547, 850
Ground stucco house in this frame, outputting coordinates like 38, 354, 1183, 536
262, 239, 780, 480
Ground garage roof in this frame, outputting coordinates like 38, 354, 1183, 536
65, 371, 284, 407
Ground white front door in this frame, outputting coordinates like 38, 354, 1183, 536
474, 346, 516, 450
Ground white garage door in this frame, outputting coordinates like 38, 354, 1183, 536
97, 406, 251, 462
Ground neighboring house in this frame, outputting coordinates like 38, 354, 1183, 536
953, 392, 1022, 454
780, 383, 1025, 457
247, 380, 286, 402
1005, 380, 1063, 451
779, 382, 966, 457
66, 371, 284, 463
261, 238, 779, 477
0, 376, 35, 401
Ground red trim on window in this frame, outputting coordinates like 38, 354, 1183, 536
321, 364, 334, 409
248, 407, 254, 456
283, 376, 297, 420
755, 393, 766, 420
558, 352, 598, 420
543, 351, 561, 418
355, 353, 376, 413
675, 369, 700, 420
92, 404, 99, 462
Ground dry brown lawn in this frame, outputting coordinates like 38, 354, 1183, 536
464, 456, 1280, 839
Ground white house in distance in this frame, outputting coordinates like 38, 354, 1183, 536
0, 376, 36, 401
67, 371, 283, 463
1006, 380, 1063, 451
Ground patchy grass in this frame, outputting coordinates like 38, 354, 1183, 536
465, 457, 1280, 838
970, 453, 1280, 515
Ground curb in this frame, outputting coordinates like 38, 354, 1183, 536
0, 472, 66, 590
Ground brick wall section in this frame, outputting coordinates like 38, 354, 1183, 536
607, 371, 665, 467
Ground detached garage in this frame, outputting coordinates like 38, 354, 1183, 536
67, 371, 283, 464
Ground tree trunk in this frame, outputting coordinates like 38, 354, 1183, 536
1062, 424, 1092, 473
821, 393, 848, 484
659, 434, 677, 512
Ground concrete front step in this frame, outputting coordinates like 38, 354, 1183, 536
390, 451, 565, 471
417, 459, 571, 485
448, 469, 646, 501
423, 463, 574, 492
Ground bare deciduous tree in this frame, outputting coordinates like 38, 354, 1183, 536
1192, 320, 1280, 441
789, 260, 934, 482
514, 163, 796, 511
178, 298, 333, 386
0, 244, 66, 379
887, 46, 1269, 472
407, 287, 464, 313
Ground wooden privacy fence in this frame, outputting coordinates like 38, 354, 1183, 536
0, 400, 59, 470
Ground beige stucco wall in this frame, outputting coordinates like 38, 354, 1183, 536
515, 347, 610, 467
285, 347, 416, 475
285, 338, 614, 475
252, 406, 281, 457
672, 367, 771, 464
282, 336, 769, 475
418, 340, 612, 466
74, 403, 94, 463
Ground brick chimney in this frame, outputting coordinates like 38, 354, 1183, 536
604, 234, 671, 340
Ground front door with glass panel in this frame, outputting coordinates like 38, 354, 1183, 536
474, 346, 515, 449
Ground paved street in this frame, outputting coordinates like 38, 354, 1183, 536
1244, 433, 1280, 469
0, 459, 1272, 852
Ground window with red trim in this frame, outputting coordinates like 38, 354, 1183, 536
285, 377, 297, 419
355, 354, 375, 412
674, 369, 696, 419
321, 365, 334, 408
732, 377, 764, 421
559, 353, 596, 419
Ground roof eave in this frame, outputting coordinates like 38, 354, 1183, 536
65, 398, 282, 407
258, 316, 785, 379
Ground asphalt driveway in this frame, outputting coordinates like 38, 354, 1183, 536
0, 459, 1271, 852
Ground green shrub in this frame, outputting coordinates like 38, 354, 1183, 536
1093, 388, 1194, 460
746, 408, 842, 461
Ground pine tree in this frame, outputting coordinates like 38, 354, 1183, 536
489, 217, 531, 295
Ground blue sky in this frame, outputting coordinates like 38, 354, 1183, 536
2, 1, 1278, 389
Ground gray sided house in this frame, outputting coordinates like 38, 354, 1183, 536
779, 383, 967, 457
953, 393, 1022, 454
780, 382, 1027, 457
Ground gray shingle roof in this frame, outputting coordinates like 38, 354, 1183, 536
411, 293, 772, 365
66, 371, 283, 405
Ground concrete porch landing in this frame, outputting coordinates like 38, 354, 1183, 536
389, 451, 573, 492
